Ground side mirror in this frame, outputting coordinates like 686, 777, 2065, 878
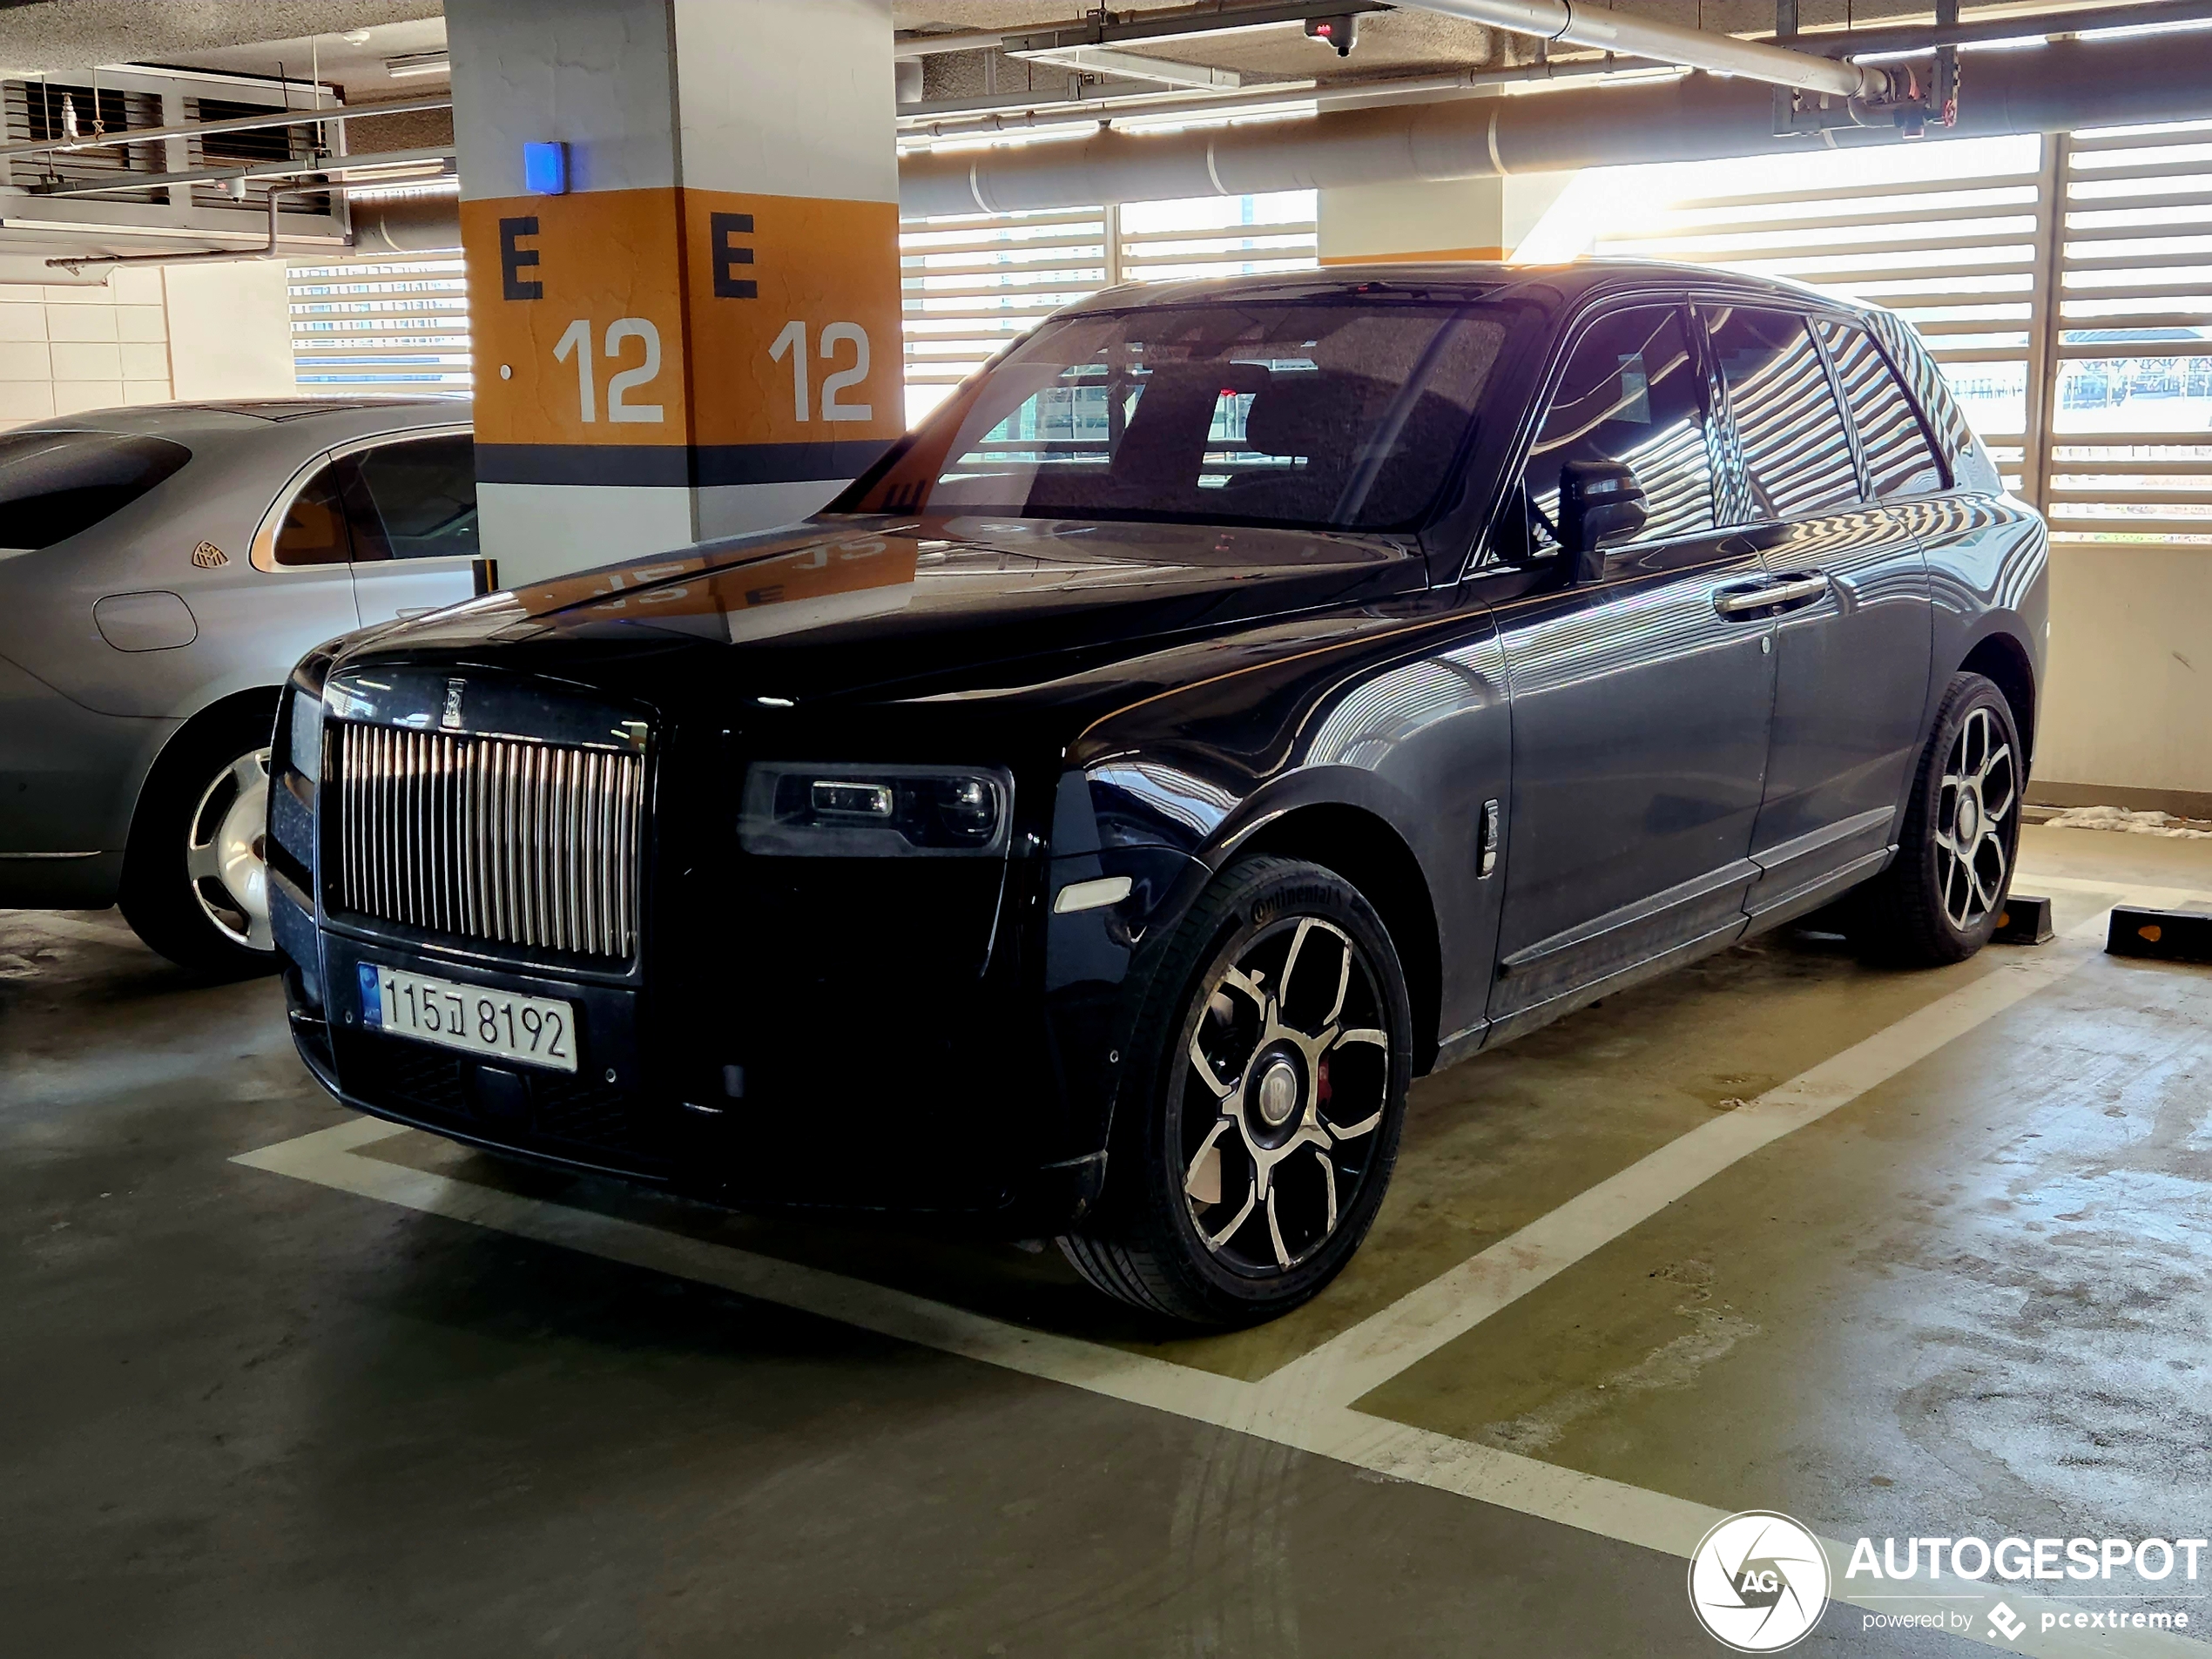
1559, 460, 1649, 583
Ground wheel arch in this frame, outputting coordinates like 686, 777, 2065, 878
1959, 631, 2036, 772
123, 685, 283, 866
1226, 801, 1444, 1076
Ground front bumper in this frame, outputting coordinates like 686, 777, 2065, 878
273, 865, 1121, 1236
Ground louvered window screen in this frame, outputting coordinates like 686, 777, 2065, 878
1593, 121, 2212, 545
899, 190, 1318, 423
289, 253, 472, 393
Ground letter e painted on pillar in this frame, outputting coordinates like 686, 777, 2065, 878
712, 212, 757, 299
501, 217, 543, 300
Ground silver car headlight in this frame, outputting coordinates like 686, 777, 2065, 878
287, 685, 324, 787
738, 763, 1013, 857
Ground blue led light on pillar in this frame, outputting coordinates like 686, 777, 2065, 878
523, 141, 568, 196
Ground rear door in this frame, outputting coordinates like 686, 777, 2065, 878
1487, 301, 1779, 1029
1701, 305, 1933, 922
344, 431, 482, 624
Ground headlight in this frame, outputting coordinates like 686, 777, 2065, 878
287, 686, 324, 786
738, 763, 1013, 857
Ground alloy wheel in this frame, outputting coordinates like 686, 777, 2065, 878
1934, 705, 2014, 932
187, 746, 273, 953
1177, 914, 1392, 1276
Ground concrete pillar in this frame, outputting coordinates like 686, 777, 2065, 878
1318, 174, 1571, 266
448, 0, 904, 585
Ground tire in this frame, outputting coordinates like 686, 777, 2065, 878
1851, 671, 2022, 968
1058, 856, 1414, 1327
118, 707, 279, 980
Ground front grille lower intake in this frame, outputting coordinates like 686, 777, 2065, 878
332, 722, 644, 960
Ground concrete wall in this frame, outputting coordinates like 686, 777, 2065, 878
0, 260, 298, 427
2034, 543, 2212, 816
0, 268, 172, 421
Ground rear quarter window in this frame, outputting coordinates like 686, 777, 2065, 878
0, 429, 192, 551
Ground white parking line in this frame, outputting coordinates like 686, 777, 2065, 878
237, 1100, 2202, 1657
1258, 898, 2182, 1412
233, 886, 2209, 1657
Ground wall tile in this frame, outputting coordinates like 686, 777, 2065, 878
45, 305, 118, 342
118, 341, 170, 381
44, 284, 113, 305
0, 304, 46, 342
122, 381, 173, 405
0, 382, 56, 422
52, 381, 124, 415
110, 268, 166, 305
0, 340, 51, 381
51, 341, 124, 381
114, 305, 166, 343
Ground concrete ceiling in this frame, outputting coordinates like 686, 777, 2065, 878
0, 0, 438, 78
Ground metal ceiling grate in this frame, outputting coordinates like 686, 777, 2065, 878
288, 253, 472, 393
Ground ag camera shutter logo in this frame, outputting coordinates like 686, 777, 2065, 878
1689, 1511, 1831, 1652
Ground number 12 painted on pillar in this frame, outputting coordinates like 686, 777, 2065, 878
552, 317, 665, 423
768, 321, 873, 423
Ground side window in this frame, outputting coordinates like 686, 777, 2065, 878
1815, 320, 1946, 501
350, 435, 480, 562
272, 459, 356, 566
1523, 305, 1715, 556
1703, 306, 1860, 520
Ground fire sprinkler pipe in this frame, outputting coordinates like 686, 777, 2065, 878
896, 29, 2212, 214
1390, 0, 1892, 97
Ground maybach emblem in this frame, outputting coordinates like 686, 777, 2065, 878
191, 541, 228, 568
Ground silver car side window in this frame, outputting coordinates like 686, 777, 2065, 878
273, 459, 356, 567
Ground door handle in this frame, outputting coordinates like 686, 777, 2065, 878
1712, 572, 1830, 617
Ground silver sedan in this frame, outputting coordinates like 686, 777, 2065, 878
0, 397, 484, 975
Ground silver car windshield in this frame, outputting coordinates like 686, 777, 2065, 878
0, 429, 191, 553
846, 300, 1507, 531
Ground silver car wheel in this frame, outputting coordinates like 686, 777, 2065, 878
1178, 915, 1391, 1276
185, 745, 273, 953
1934, 705, 2014, 933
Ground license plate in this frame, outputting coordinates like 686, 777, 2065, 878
358, 963, 578, 1073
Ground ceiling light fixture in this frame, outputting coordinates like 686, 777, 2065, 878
385, 51, 449, 79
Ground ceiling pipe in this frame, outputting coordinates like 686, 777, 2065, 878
1390, 0, 1892, 97
47, 181, 352, 273
897, 29, 2212, 213
0, 94, 452, 163
895, 0, 1391, 57
1758, 0, 2212, 55
899, 58, 1637, 142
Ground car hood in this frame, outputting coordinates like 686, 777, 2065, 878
334, 514, 1428, 704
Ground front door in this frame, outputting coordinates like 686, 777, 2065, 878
1488, 302, 1779, 1030
1700, 305, 1935, 921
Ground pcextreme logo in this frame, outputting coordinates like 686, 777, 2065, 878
1688, 1511, 1832, 1652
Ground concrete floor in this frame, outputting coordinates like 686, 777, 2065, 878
4, 826, 2209, 1656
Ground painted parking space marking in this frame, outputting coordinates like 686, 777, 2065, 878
234, 886, 2209, 1657
1259, 887, 2201, 1413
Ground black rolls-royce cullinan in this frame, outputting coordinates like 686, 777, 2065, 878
271, 263, 2046, 1325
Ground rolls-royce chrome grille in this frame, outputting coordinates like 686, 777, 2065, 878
332, 723, 644, 960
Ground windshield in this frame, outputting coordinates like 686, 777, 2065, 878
840, 298, 1507, 531
0, 429, 192, 551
